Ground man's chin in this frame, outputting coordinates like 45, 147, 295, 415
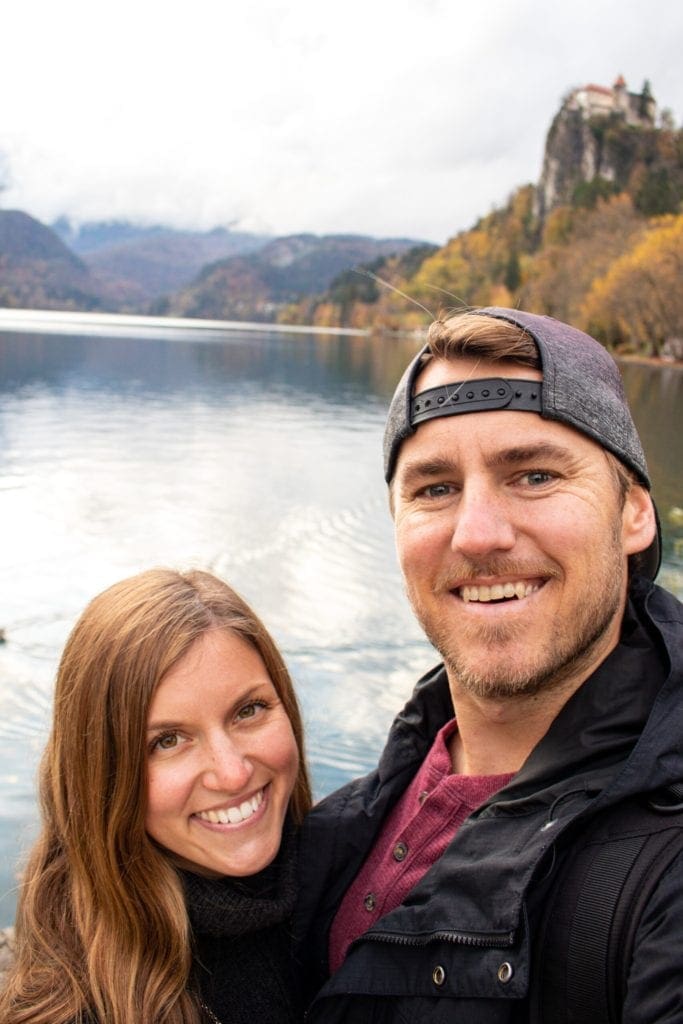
444, 659, 556, 701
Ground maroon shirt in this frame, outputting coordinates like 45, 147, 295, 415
329, 719, 513, 971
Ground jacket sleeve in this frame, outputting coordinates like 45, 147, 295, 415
623, 847, 683, 1023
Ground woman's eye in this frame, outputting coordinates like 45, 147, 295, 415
151, 731, 180, 752
236, 700, 267, 721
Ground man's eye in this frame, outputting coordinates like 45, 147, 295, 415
422, 483, 453, 499
523, 471, 555, 486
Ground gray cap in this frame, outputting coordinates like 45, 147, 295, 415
383, 307, 661, 579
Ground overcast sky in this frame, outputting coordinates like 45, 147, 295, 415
2, 0, 682, 244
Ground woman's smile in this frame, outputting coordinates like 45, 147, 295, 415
193, 785, 266, 826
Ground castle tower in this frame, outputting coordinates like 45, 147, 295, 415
613, 74, 628, 115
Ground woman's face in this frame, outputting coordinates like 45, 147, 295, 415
145, 629, 299, 877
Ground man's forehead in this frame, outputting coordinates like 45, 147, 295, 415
395, 416, 588, 480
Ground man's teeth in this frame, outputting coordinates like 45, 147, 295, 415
461, 582, 540, 603
197, 789, 264, 825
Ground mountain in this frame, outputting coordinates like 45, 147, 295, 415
52, 218, 171, 254
52, 219, 271, 305
156, 233, 430, 321
285, 76, 683, 357
0, 210, 106, 310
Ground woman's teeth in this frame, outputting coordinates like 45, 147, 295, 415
461, 581, 540, 603
196, 789, 264, 825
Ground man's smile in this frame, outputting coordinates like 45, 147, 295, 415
457, 578, 545, 603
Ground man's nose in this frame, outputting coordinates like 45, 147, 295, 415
450, 483, 516, 559
201, 733, 254, 792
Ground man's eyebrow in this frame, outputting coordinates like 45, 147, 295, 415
398, 443, 577, 486
399, 458, 458, 487
485, 443, 577, 469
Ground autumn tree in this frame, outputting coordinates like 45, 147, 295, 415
581, 214, 683, 357
519, 194, 647, 324
409, 185, 537, 313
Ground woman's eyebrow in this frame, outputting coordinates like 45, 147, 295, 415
146, 685, 269, 733
147, 719, 182, 732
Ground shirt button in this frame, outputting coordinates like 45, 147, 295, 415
393, 841, 408, 862
418, 790, 429, 805
363, 893, 376, 912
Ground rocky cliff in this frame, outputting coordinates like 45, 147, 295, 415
535, 105, 608, 220
534, 79, 678, 223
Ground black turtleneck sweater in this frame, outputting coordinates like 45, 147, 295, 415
181, 827, 300, 1024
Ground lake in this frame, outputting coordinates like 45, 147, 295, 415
0, 315, 681, 926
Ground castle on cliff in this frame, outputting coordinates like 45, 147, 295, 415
533, 75, 661, 222
565, 75, 657, 128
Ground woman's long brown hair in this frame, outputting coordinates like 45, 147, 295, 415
0, 569, 312, 1023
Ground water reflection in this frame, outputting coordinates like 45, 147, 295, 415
620, 361, 683, 590
0, 329, 422, 404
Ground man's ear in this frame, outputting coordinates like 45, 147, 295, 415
622, 485, 657, 556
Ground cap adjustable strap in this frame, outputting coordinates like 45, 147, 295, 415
410, 378, 543, 426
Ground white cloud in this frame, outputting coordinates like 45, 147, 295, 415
2, 0, 682, 241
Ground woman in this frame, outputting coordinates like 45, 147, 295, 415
0, 568, 312, 1024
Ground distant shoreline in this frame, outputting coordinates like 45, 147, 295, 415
0, 309, 681, 368
617, 353, 683, 370
0, 308, 368, 340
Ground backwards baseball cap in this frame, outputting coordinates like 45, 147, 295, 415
383, 307, 661, 580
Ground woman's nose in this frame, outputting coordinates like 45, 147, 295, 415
201, 734, 254, 792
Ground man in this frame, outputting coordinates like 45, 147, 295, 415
296, 308, 683, 1023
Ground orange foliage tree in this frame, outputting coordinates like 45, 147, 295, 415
518, 194, 647, 325
581, 214, 683, 357
409, 185, 536, 315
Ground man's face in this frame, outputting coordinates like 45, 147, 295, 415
392, 356, 651, 701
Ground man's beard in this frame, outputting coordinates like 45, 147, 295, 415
407, 546, 627, 702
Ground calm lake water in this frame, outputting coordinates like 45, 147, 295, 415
0, 319, 681, 926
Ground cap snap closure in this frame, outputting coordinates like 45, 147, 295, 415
497, 961, 514, 984
432, 965, 446, 986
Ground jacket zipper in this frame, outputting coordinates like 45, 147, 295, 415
359, 928, 515, 949
301, 929, 517, 1019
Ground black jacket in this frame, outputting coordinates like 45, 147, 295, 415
296, 579, 683, 1023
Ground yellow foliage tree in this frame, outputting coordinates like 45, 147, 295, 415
581, 214, 683, 357
410, 185, 537, 314
519, 194, 647, 325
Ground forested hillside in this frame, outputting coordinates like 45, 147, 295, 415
52, 220, 271, 304
281, 82, 683, 358
157, 234, 426, 321
0, 210, 106, 310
